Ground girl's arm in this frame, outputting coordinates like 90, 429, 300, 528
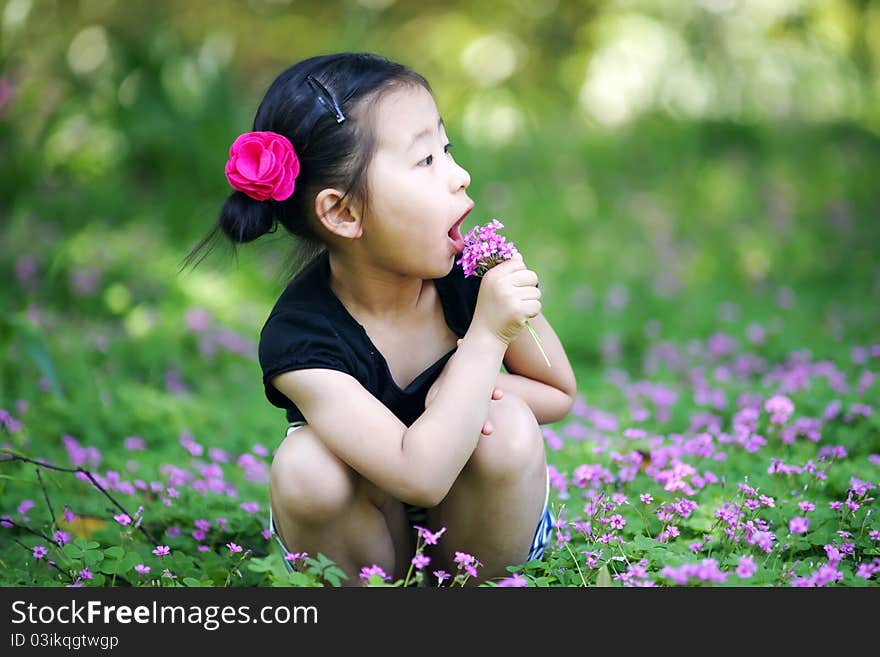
494, 371, 574, 426
271, 327, 505, 510
499, 311, 577, 424
426, 313, 577, 425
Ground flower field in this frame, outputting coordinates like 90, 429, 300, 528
2, 266, 877, 586
2, 2, 878, 586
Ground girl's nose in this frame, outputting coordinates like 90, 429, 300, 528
451, 161, 471, 192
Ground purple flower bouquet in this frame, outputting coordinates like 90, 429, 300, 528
456, 219, 551, 367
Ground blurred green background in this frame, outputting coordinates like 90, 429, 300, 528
1, 0, 878, 451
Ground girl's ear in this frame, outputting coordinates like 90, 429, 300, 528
314, 188, 363, 239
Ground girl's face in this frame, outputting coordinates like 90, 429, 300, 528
361, 85, 473, 278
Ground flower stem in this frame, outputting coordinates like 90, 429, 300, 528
563, 542, 588, 586
525, 321, 551, 367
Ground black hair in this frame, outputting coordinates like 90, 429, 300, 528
178, 52, 431, 282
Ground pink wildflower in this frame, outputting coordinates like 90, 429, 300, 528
496, 572, 528, 587
413, 525, 446, 546
411, 554, 430, 569
359, 565, 389, 582
789, 516, 809, 534
736, 556, 757, 578
765, 395, 794, 424
456, 220, 550, 367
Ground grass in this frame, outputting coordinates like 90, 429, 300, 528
0, 111, 878, 586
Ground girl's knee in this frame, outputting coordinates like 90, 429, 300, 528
270, 427, 356, 523
466, 393, 546, 482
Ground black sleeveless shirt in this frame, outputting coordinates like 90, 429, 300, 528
258, 250, 482, 427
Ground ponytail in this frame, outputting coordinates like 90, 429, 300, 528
219, 191, 277, 244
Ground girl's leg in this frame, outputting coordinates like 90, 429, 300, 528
424, 391, 548, 585
270, 425, 415, 585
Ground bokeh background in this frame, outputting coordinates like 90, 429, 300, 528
1, 0, 878, 453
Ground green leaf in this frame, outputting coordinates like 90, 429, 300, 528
183, 577, 202, 587
246, 555, 275, 573
596, 565, 612, 587
120, 553, 141, 573
104, 546, 124, 559
98, 561, 120, 575
324, 571, 344, 587
63, 543, 83, 559
634, 535, 661, 551
83, 549, 104, 564
287, 571, 321, 588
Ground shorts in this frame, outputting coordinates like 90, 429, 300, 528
269, 421, 555, 575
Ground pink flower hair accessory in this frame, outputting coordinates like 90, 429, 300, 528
224, 131, 300, 202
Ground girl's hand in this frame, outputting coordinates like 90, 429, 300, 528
472, 253, 541, 347
424, 339, 503, 435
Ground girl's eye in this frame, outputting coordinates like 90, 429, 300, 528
419, 143, 453, 167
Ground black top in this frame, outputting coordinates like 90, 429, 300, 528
258, 250, 483, 427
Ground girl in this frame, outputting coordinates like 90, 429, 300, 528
183, 52, 577, 586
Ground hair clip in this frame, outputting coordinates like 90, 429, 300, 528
306, 74, 346, 124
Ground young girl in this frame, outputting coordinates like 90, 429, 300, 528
184, 52, 577, 586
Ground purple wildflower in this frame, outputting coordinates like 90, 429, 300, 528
359, 565, 390, 582
608, 514, 626, 530
456, 220, 550, 367
789, 517, 809, 534
411, 554, 430, 569
413, 525, 446, 546
736, 556, 757, 578
496, 572, 528, 587
765, 395, 794, 424
123, 436, 146, 451
583, 551, 602, 568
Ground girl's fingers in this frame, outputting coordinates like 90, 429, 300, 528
482, 420, 493, 436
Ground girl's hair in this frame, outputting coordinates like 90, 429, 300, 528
179, 52, 430, 281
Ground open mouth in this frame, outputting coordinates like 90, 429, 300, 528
447, 204, 474, 253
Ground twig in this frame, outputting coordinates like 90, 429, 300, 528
1, 450, 159, 544
4, 519, 61, 546
10, 537, 75, 584
36, 467, 57, 527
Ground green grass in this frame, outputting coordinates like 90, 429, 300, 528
1, 75, 878, 586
